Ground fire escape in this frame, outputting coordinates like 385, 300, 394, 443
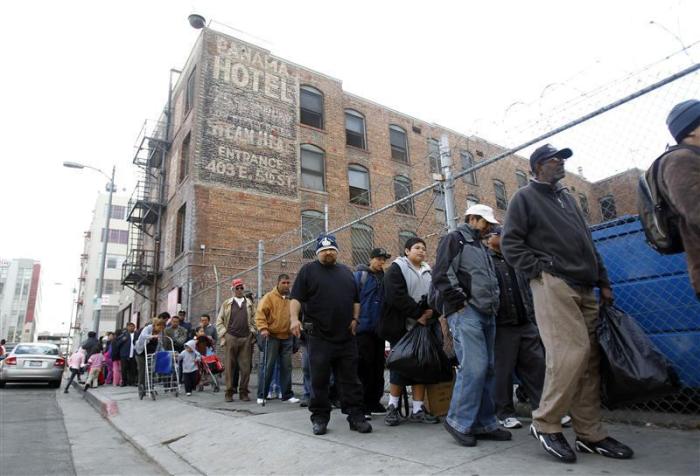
121, 119, 168, 298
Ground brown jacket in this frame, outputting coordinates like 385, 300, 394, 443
215, 296, 256, 346
255, 287, 291, 339
659, 145, 700, 297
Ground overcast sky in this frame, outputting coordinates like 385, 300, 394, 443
1, 0, 698, 334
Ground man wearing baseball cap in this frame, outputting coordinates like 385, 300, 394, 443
657, 99, 700, 299
501, 144, 632, 463
290, 234, 371, 435
433, 203, 506, 447
215, 278, 257, 402
354, 247, 391, 416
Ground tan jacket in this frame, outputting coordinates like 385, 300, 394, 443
255, 287, 291, 339
215, 296, 256, 345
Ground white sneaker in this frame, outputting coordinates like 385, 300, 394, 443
561, 415, 572, 427
256, 398, 265, 405
499, 417, 523, 429
186, 392, 192, 396
284, 397, 300, 403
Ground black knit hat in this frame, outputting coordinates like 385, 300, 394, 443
667, 99, 700, 143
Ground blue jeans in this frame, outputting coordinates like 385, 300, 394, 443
257, 336, 294, 399
446, 305, 498, 434
301, 340, 311, 399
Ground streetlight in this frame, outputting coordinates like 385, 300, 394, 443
63, 161, 116, 335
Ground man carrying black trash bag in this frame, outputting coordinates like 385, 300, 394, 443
289, 233, 372, 436
502, 144, 633, 463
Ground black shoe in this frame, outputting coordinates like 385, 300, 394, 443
530, 424, 576, 463
349, 418, 372, 434
384, 404, 401, 426
300, 398, 310, 408
409, 406, 440, 424
444, 420, 476, 447
575, 437, 634, 459
312, 421, 328, 435
330, 399, 341, 409
369, 403, 387, 415
475, 428, 512, 441
63, 389, 69, 394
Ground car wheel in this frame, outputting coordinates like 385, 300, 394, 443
48, 380, 61, 389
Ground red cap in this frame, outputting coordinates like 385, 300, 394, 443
231, 278, 244, 289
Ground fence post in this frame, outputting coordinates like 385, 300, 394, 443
440, 134, 458, 232
213, 265, 220, 313
324, 203, 329, 233
257, 240, 264, 300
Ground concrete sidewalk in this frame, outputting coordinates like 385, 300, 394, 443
73, 382, 699, 476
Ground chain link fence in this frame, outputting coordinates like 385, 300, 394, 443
188, 46, 699, 425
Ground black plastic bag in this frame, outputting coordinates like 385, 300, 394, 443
386, 321, 453, 384
597, 304, 680, 407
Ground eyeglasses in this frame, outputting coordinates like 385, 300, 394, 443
234, 286, 244, 290
543, 156, 566, 164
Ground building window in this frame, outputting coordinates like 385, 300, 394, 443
600, 195, 617, 221
175, 204, 186, 256
578, 193, 590, 216
106, 205, 126, 220
493, 180, 508, 210
428, 139, 440, 174
179, 133, 190, 183
107, 256, 118, 269
348, 164, 370, 206
351, 223, 374, 266
101, 229, 128, 245
398, 230, 417, 256
467, 194, 479, 209
389, 125, 408, 163
461, 150, 477, 185
301, 210, 325, 259
300, 144, 325, 191
300, 86, 324, 129
345, 110, 366, 149
185, 67, 196, 115
434, 188, 445, 224
393, 175, 414, 215
104, 279, 122, 295
515, 170, 528, 188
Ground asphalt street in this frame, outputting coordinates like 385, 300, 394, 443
0, 383, 75, 476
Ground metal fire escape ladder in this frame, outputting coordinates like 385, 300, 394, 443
121, 119, 168, 297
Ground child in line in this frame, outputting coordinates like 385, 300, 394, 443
177, 340, 201, 396
64, 348, 86, 393
84, 350, 105, 391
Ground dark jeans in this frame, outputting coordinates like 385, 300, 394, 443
122, 357, 137, 385
494, 323, 546, 419
307, 335, 364, 424
64, 368, 81, 391
257, 335, 294, 399
183, 371, 197, 393
356, 332, 385, 410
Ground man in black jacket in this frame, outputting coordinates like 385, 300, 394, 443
501, 144, 633, 463
432, 204, 511, 448
290, 234, 371, 436
487, 226, 545, 429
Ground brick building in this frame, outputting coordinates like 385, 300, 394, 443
119, 28, 639, 326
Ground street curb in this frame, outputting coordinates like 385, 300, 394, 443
70, 381, 186, 475
71, 380, 119, 417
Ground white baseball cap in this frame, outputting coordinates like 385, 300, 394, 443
464, 204, 500, 224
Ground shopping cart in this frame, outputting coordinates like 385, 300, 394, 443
197, 354, 222, 392
140, 335, 180, 400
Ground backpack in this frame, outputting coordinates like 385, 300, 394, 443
637, 146, 685, 255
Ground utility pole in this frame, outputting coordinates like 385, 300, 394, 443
94, 165, 116, 334
439, 134, 458, 232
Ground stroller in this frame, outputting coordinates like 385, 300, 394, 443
195, 335, 222, 392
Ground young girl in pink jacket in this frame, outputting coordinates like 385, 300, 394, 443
84, 351, 105, 390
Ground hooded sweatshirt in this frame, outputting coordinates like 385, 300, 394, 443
177, 340, 201, 373
255, 286, 291, 339
354, 264, 385, 334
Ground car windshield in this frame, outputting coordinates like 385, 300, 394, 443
14, 345, 59, 356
